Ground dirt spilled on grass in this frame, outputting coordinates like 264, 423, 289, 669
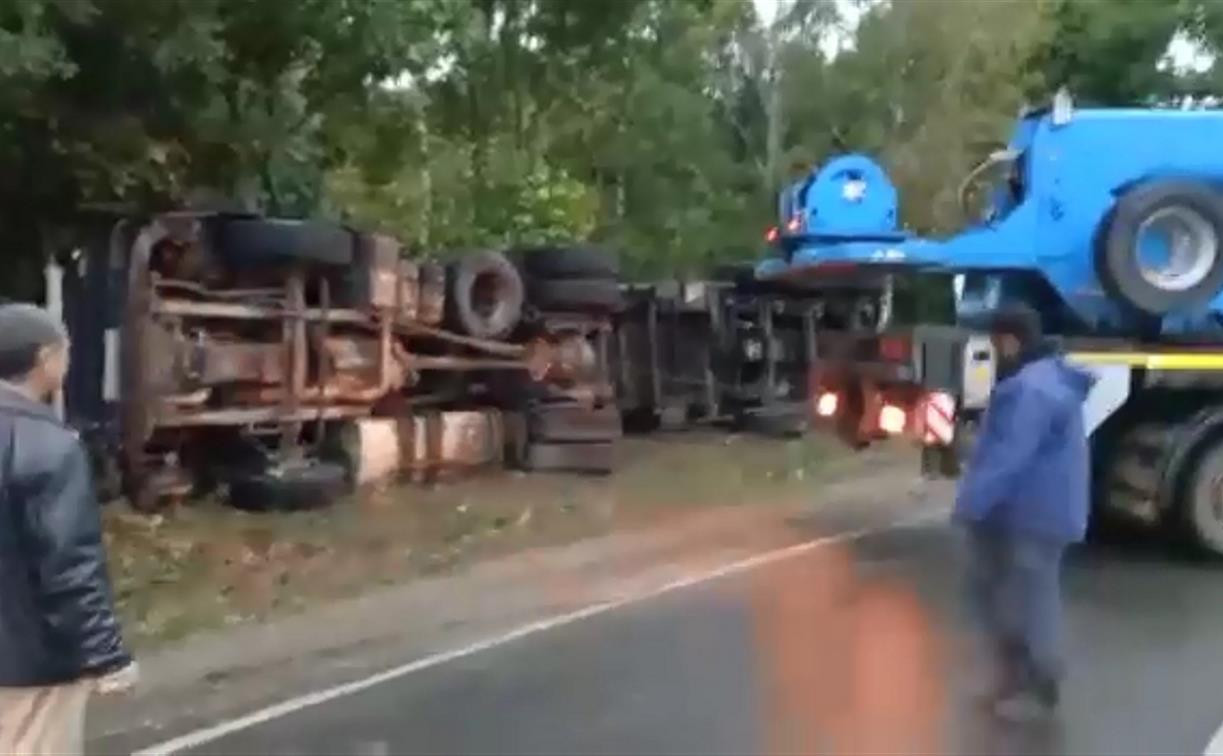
103, 432, 909, 648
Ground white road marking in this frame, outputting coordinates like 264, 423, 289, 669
1205, 721, 1223, 756
134, 509, 942, 756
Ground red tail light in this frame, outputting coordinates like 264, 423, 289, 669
765, 226, 780, 243
878, 335, 911, 362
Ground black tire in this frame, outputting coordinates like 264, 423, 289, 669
1096, 180, 1223, 315
1185, 441, 1223, 555
209, 217, 355, 267
227, 460, 348, 512
528, 403, 622, 443
524, 441, 615, 475
528, 277, 624, 313
516, 245, 619, 280
446, 250, 525, 340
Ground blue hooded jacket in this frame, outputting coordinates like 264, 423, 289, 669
953, 350, 1096, 544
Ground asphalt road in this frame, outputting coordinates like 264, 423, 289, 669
138, 515, 1223, 756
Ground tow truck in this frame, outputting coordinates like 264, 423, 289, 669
768, 91, 1223, 555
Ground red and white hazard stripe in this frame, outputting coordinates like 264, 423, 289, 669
922, 392, 956, 446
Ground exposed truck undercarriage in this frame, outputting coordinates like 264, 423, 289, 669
65, 212, 620, 511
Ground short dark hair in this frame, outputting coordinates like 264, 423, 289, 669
986, 302, 1042, 348
0, 304, 67, 381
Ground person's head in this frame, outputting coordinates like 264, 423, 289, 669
986, 303, 1042, 366
0, 304, 70, 402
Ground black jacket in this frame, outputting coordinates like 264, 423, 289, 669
0, 386, 131, 686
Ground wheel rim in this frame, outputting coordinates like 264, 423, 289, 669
1136, 205, 1218, 292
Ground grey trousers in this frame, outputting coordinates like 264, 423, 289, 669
965, 525, 1068, 689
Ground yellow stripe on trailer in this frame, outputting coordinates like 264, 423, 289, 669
1069, 351, 1223, 371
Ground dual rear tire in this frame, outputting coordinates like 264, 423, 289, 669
513, 244, 623, 315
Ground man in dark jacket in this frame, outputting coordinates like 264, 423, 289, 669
953, 304, 1094, 721
0, 304, 136, 755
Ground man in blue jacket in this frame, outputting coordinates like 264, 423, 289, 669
954, 304, 1093, 721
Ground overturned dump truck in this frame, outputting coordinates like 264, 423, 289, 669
60, 212, 622, 511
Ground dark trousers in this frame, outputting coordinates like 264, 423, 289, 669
965, 525, 1067, 692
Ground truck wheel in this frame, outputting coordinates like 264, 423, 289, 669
523, 441, 615, 475
446, 250, 525, 340
227, 460, 348, 512
516, 245, 619, 280
528, 403, 622, 443
1185, 441, 1223, 555
528, 278, 624, 313
208, 217, 356, 267
1097, 181, 1223, 315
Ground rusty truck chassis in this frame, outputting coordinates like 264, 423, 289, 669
116, 212, 602, 508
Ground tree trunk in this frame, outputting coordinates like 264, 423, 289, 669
763, 24, 784, 204
416, 104, 433, 249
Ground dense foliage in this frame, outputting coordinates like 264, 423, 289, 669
0, 0, 1218, 295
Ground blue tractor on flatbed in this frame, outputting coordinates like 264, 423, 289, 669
765, 92, 1223, 555
763, 92, 1223, 337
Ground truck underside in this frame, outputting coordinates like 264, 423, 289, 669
62, 213, 621, 511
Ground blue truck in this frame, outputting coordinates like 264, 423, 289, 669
764, 91, 1223, 555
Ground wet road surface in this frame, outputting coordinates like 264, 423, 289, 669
146, 519, 1223, 756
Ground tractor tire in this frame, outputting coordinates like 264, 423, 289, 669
446, 250, 525, 340
528, 278, 624, 314
516, 244, 619, 280
523, 441, 615, 475
227, 460, 348, 512
528, 403, 622, 443
1097, 180, 1223, 315
209, 217, 356, 268
1185, 440, 1223, 556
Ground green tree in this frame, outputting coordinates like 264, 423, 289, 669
0, 0, 441, 295
1027, 0, 1183, 105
